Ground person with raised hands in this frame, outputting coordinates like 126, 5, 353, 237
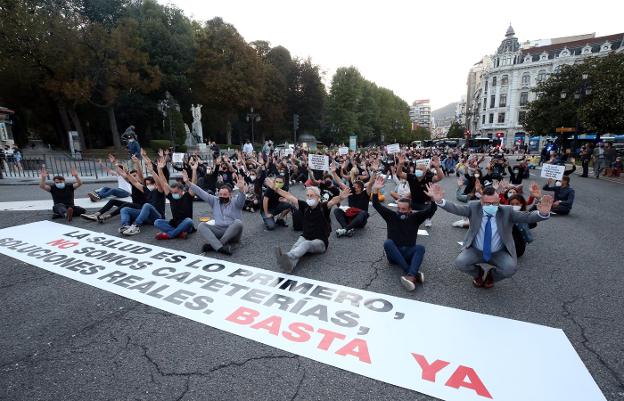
188, 172, 246, 255
147, 159, 197, 240
39, 166, 85, 221
424, 182, 553, 289
330, 163, 373, 237
397, 153, 444, 228
266, 177, 349, 273
371, 175, 432, 291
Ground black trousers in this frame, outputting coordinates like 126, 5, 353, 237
53, 203, 86, 217
581, 159, 589, 177
99, 199, 141, 216
334, 208, 368, 230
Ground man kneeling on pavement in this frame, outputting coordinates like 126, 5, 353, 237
425, 183, 553, 288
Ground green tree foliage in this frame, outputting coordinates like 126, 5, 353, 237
523, 53, 624, 136
447, 121, 465, 138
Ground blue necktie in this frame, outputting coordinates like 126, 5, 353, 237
483, 215, 492, 262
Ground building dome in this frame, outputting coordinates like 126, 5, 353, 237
506, 24, 515, 37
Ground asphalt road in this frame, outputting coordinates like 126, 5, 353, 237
0, 173, 623, 401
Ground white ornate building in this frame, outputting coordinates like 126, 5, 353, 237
472, 26, 624, 147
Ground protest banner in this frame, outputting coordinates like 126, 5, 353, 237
309, 154, 329, 171
172, 152, 185, 164
541, 164, 566, 180
0, 221, 606, 401
414, 159, 431, 168
338, 147, 349, 156
386, 143, 401, 154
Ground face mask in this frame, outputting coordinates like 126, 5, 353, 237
555, 181, 562, 187
325, 180, 332, 186
397, 211, 409, 220
512, 205, 522, 211
275, 182, 284, 189
483, 205, 498, 216
306, 198, 318, 207
146, 185, 156, 191
430, 168, 437, 174
55, 182, 65, 189
219, 197, 229, 204
279, 171, 285, 176
249, 176, 256, 182
414, 170, 424, 178
128, 139, 134, 143
171, 193, 182, 200
507, 191, 515, 198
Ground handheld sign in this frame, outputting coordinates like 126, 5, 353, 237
541, 163, 565, 180
414, 159, 431, 168
172, 152, 185, 164
386, 143, 401, 154
338, 147, 349, 156
309, 154, 329, 171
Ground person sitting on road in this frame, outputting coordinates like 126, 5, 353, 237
267, 178, 348, 273
397, 154, 444, 228
542, 176, 575, 215
151, 166, 197, 240
188, 176, 246, 256
371, 176, 430, 291
508, 194, 536, 258
260, 175, 292, 230
425, 183, 553, 289
86, 155, 131, 202
331, 164, 373, 238
39, 167, 85, 221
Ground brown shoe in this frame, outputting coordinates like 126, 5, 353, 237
400, 275, 417, 291
66, 207, 74, 222
483, 269, 494, 289
472, 265, 484, 288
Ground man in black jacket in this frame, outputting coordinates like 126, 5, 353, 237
371, 176, 431, 291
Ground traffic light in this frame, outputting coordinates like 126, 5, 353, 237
293, 114, 299, 131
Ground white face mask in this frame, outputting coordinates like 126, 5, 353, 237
249, 176, 256, 182
512, 205, 522, 211
555, 181, 562, 187
146, 185, 156, 191
306, 198, 318, 207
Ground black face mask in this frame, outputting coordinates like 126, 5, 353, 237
397, 211, 409, 220
325, 180, 332, 186
219, 197, 229, 204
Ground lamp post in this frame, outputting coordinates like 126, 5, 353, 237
560, 73, 591, 155
158, 91, 180, 151
246, 107, 261, 144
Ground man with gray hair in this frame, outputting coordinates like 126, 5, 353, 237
264, 178, 349, 273
188, 175, 246, 255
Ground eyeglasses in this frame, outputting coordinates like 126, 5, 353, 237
482, 202, 499, 206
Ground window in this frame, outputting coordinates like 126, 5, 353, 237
499, 94, 507, 107
521, 73, 530, 87
490, 95, 496, 108
482, 115, 486, 124
537, 70, 547, 82
519, 92, 528, 106
518, 111, 527, 124
501, 75, 508, 86
485, 81, 488, 93
483, 98, 487, 111
492, 77, 497, 87
489, 114, 494, 124
498, 113, 505, 123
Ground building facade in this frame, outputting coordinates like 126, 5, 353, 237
465, 56, 492, 138
409, 99, 431, 130
473, 26, 624, 147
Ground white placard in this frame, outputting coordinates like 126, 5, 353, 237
541, 163, 565, 180
0, 221, 606, 401
338, 147, 349, 156
386, 143, 401, 154
172, 152, 185, 164
309, 154, 329, 171
414, 159, 431, 168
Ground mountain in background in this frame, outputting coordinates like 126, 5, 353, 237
432, 102, 458, 128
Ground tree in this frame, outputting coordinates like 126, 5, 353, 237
412, 126, 431, 141
447, 121, 465, 138
327, 67, 364, 142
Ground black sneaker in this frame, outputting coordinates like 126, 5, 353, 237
218, 245, 233, 256
202, 244, 214, 253
276, 218, 288, 227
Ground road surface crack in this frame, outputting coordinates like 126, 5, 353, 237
362, 253, 386, 289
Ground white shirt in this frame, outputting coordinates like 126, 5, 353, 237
473, 212, 503, 253
243, 143, 254, 154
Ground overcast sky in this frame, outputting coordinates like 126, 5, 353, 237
165, 0, 623, 110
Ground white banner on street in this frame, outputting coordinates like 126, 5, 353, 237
386, 143, 401, 154
0, 221, 605, 401
415, 159, 431, 168
541, 163, 565, 180
172, 152, 185, 164
338, 147, 349, 156
309, 154, 329, 171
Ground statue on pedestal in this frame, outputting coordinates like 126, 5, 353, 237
191, 104, 203, 144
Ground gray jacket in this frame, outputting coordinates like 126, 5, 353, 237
439, 199, 549, 264
190, 183, 245, 228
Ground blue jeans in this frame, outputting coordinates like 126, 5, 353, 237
154, 217, 194, 238
97, 187, 130, 199
260, 202, 292, 230
383, 239, 425, 276
120, 203, 162, 226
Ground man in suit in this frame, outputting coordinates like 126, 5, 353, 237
424, 183, 553, 289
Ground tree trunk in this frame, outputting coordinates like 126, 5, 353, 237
107, 106, 121, 149
68, 106, 87, 150
226, 120, 232, 145
56, 101, 71, 140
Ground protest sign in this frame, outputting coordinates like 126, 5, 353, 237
309, 154, 329, 171
414, 159, 431, 168
0, 221, 605, 401
172, 152, 185, 164
386, 143, 401, 154
338, 147, 349, 156
541, 163, 565, 180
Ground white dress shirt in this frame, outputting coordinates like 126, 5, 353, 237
473, 212, 503, 253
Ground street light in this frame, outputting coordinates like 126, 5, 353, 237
158, 91, 180, 151
560, 73, 592, 153
246, 107, 261, 144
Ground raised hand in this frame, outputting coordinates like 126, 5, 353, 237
234, 174, 246, 191
181, 170, 189, 183
339, 187, 352, 200
40, 166, 48, 178
107, 153, 116, 164
190, 159, 198, 170
264, 177, 275, 190
537, 194, 554, 215
431, 156, 440, 168
71, 168, 78, 177
424, 183, 444, 202
372, 175, 385, 192
157, 158, 166, 170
